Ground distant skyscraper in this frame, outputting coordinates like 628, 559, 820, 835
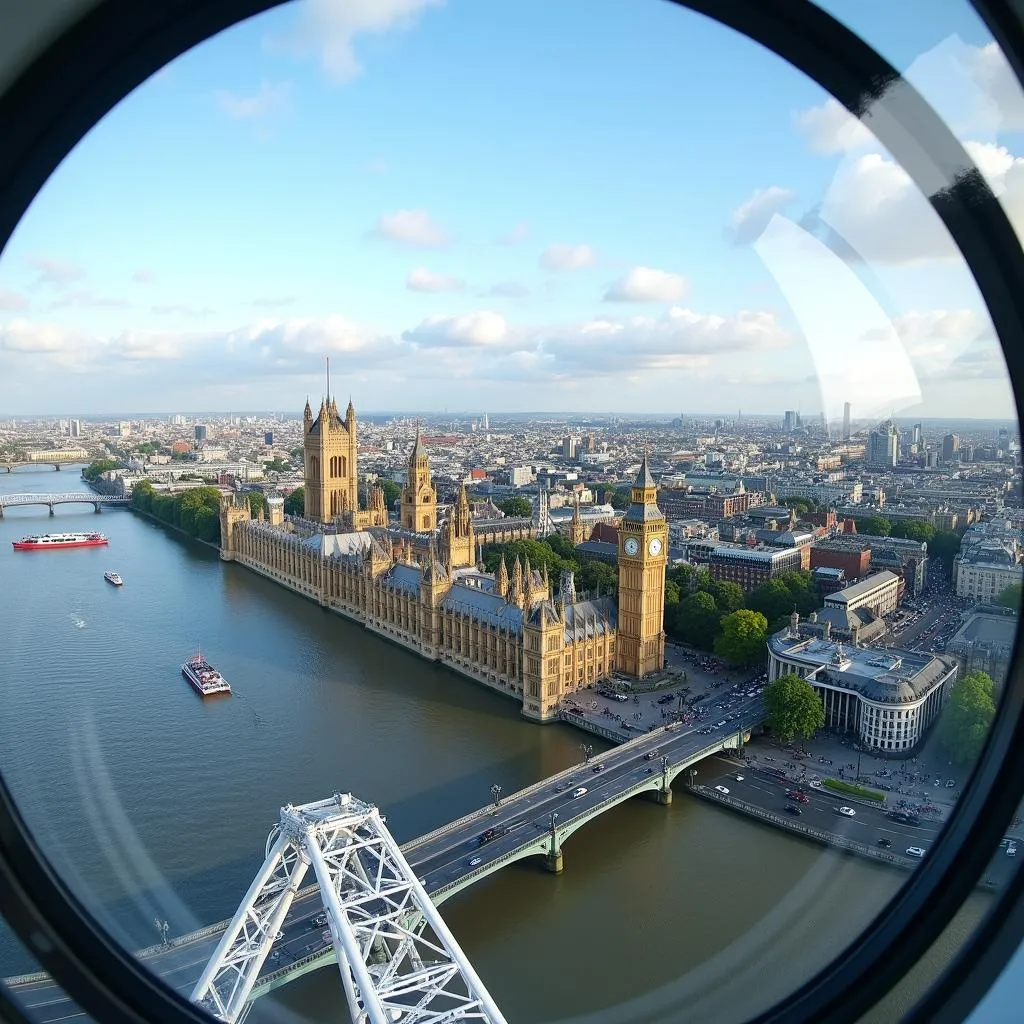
842, 402, 851, 440
264, 431, 274, 446
69, 419, 81, 438
562, 434, 576, 460
784, 410, 798, 431
867, 421, 899, 467
195, 424, 208, 442
482, 412, 489, 431
912, 423, 922, 446
942, 433, 961, 461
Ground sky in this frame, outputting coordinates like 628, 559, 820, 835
1, 0, 1023, 419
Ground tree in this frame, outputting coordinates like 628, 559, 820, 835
665, 579, 682, 607
284, 487, 305, 516
714, 609, 769, 666
576, 559, 618, 595
890, 518, 935, 543
497, 495, 533, 518
379, 479, 401, 509
928, 530, 961, 576
704, 579, 745, 613
606, 488, 631, 510
263, 457, 290, 473
938, 670, 997, 766
764, 672, 825, 742
673, 591, 722, 650
83, 458, 119, 481
245, 491, 269, 519
995, 583, 1022, 610
854, 516, 892, 537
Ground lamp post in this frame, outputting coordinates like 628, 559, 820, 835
549, 811, 558, 835
688, 768, 698, 789
490, 784, 502, 808
580, 743, 593, 765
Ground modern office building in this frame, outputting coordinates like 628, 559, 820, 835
194, 424, 208, 442
842, 402, 852, 440
867, 421, 900, 468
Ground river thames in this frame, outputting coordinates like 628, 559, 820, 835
0, 467, 990, 1023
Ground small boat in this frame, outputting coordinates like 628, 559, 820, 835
181, 652, 232, 697
104, 571, 124, 586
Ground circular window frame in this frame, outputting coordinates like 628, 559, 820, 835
0, 1, 1023, 1022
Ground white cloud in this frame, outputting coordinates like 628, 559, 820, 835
486, 281, 530, 298
213, 80, 293, 119
403, 311, 508, 348
540, 243, 596, 271
131, 268, 156, 284
817, 141, 1024, 264
270, 0, 444, 84
29, 257, 86, 290
496, 221, 530, 245
604, 266, 688, 303
406, 267, 465, 293
151, 304, 216, 317
968, 42, 1024, 132
0, 287, 27, 311
46, 289, 131, 310
252, 295, 297, 308
728, 186, 796, 246
888, 309, 1000, 380
794, 97, 875, 155
372, 209, 449, 247
537, 307, 792, 376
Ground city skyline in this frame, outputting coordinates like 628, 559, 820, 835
0, 0, 1022, 418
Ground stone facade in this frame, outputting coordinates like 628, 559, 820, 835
219, 398, 668, 721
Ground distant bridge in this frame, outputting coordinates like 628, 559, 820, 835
0, 455, 89, 472
7, 705, 763, 1022
0, 493, 132, 517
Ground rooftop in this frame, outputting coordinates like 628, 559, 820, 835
824, 570, 900, 605
769, 629, 955, 705
949, 613, 1018, 648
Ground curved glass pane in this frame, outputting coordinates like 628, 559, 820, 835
0, 1, 1020, 1022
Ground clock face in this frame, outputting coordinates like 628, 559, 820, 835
623, 537, 640, 557
649, 537, 663, 556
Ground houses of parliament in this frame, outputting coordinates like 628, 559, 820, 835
219, 392, 668, 722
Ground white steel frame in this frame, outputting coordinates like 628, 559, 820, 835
190, 794, 507, 1024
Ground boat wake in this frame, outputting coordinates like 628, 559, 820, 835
69, 614, 86, 629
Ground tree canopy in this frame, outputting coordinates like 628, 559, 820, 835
496, 495, 533, 518
764, 672, 825, 742
284, 487, 305, 516
83, 459, 119, 481
890, 519, 936, 543
672, 591, 722, 650
747, 570, 816, 623
606, 487, 632, 510
995, 583, 1022, 610
714, 609, 769, 666
939, 670, 997, 766
132, 481, 221, 543
854, 515, 892, 537
379, 479, 401, 509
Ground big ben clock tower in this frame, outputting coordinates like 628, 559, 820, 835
615, 453, 668, 678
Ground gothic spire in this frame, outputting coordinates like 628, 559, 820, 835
496, 554, 509, 597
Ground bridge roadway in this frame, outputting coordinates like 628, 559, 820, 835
8, 699, 764, 1022
0, 493, 131, 517
0, 457, 87, 472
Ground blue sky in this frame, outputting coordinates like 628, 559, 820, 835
0, 0, 1022, 419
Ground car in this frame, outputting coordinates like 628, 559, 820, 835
275, 931, 284, 941
1008, 844, 1018, 858
906, 847, 926, 858
468, 856, 483, 867
715, 785, 730, 795
593, 762, 605, 773
645, 766, 655, 774
645, 751, 659, 760
733, 774, 744, 782
877, 838, 893, 848
573, 787, 588, 798
946, 780, 956, 789
785, 804, 802, 816
837, 806, 856, 817
615, 693, 628, 702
